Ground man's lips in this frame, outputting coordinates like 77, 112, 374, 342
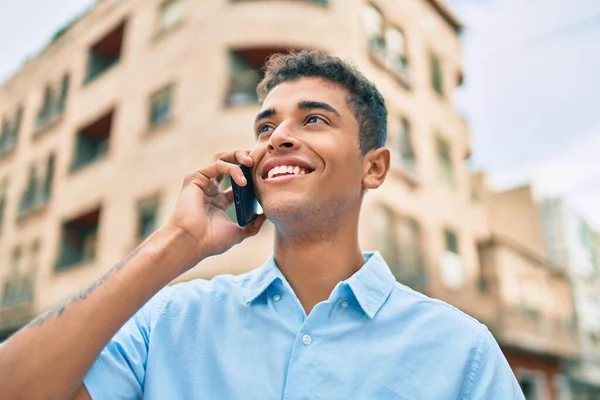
260, 157, 315, 179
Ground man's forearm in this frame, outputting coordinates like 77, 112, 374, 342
0, 224, 199, 400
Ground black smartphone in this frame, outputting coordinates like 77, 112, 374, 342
230, 164, 263, 227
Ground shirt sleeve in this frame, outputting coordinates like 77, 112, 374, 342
82, 286, 173, 400
460, 325, 526, 400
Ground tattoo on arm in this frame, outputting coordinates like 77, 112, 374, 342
27, 247, 142, 329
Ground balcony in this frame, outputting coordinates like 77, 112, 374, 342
499, 305, 578, 359
1, 275, 35, 323
478, 236, 579, 359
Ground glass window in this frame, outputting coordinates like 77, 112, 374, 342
159, 0, 183, 32
149, 85, 173, 127
85, 22, 126, 83
444, 229, 459, 254
399, 118, 416, 172
437, 137, 453, 185
71, 111, 113, 172
137, 196, 160, 240
430, 52, 444, 96
56, 208, 101, 270
385, 27, 407, 71
363, 5, 385, 54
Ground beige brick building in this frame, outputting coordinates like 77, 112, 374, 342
0, 1, 581, 397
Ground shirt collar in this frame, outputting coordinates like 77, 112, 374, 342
243, 252, 396, 319
243, 256, 283, 305
344, 252, 396, 319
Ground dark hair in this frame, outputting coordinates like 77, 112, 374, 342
257, 50, 387, 155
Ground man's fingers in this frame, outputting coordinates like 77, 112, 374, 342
201, 161, 247, 186
213, 150, 253, 167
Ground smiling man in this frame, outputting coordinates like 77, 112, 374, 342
0, 50, 524, 399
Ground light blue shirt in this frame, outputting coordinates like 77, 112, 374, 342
84, 252, 524, 399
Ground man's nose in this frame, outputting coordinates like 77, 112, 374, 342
267, 123, 300, 152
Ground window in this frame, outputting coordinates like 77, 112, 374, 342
363, 5, 384, 55
399, 118, 416, 172
149, 85, 173, 127
71, 110, 113, 172
18, 153, 55, 216
385, 27, 408, 72
0, 107, 23, 157
85, 22, 126, 83
516, 370, 547, 400
430, 52, 444, 96
437, 137, 453, 185
2, 247, 22, 307
444, 229, 459, 254
227, 51, 263, 105
363, 5, 410, 84
158, 0, 183, 33
19, 165, 40, 214
56, 208, 101, 270
43, 154, 55, 200
375, 206, 425, 291
137, 196, 160, 240
36, 73, 70, 129
0, 179, 7, 231
227, 47, 301, 106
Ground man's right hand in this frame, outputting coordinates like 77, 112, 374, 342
166, 149, 266, 269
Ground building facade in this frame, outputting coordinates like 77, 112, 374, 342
539, 199, 600, 399
1, 0, 489, 335
479, 184, 577, 400
0, 2, 589, 398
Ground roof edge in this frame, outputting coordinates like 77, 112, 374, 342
425, 0, 463, 33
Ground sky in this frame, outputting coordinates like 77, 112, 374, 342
1, 0, 599, 227
447, 0, 600, 227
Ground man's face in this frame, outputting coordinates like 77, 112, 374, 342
251, 77, 365, 223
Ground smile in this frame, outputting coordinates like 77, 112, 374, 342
267, 165, 310, 179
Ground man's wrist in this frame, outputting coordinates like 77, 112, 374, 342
141, 224, 206, 280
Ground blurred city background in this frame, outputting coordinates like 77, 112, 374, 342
0, 0, 598, 399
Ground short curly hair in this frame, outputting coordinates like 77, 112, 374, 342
257, 50, 387, 156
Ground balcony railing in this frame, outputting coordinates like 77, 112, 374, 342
479, 236, 578, 359
1, 276, 34, 318
500, 305, 578, 359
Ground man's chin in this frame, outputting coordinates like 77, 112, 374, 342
261, 197, 311, 221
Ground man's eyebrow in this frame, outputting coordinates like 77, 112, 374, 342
298, 101, 341, 117
254, 108, 276, 124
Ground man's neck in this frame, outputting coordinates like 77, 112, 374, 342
272, 219, 365, 315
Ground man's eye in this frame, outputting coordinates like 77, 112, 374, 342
258, 124, 272, 134
306, 115, 326, 124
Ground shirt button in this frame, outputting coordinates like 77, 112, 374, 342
302, 334, 312, 346
340, 300, 349, 308
272, 294, 281, 302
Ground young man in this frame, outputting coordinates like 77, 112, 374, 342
0, 50, 524, 399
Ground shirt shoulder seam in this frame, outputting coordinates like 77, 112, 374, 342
458, 324, 487, 399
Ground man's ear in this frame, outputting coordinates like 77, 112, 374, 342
362, 147, 390, 189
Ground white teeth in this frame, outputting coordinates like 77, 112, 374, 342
267, 165, 310, 178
